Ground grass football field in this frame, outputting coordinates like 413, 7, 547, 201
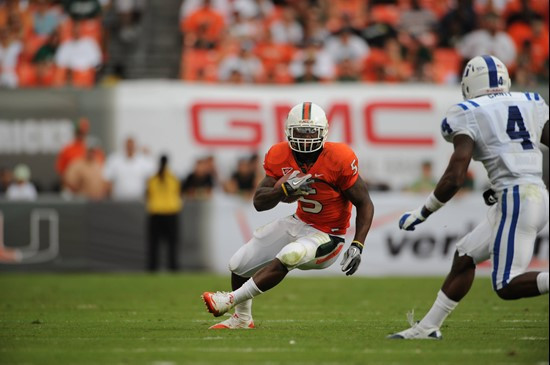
0, 274, 548, 365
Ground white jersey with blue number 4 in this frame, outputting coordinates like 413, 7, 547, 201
443, 91, 549, 291
441, 92, 549, 191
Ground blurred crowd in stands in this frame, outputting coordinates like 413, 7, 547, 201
0, 0, 548, 88
0, 0, 144, 87
179, 0, 549, 85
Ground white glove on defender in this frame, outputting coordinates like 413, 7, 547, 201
399, 193, 445, 231
398, 207, 427, 231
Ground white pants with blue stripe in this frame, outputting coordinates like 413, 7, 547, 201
456, 184, 548, 290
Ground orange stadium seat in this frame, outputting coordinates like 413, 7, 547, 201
432, 48, 461, 84
71, 69, 96, 88
16, 62, 38, 87
79, 19, 103, 44
181, 49, 219, 82
370, 4, 400, 26
507, 22, 533, 51
52, 67, 68, 87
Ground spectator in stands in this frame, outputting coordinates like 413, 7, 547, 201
180, 0, 230, 21
181, 0, 225, 48
62, 0, 102, 21
294, 56, 321, 83
406, 160, 437, 193
505, 0, 540, 27
360, 12, 397, 49
336, 58, 360, 82
398, 0, 437, 40
456, 11, 516, 67
63, 138, 107, 200
223, 154, 260, 198
325, 0, 366, 33
232, 0, 273, 20
324, 27, 369, 66
54, 20, 102, 87
218, 43, 263, 83
302, 6, 330, 45
254, 30, 295, 78
56, 117, 90, 178
290, 40, 335, 81
146, 154, 182, 272
29, 27, 60, 86
269, 5, 303, 46
30, 0, 62, 37
437, 0, 478, 48
0, 166, 13, 194
0, 23, 22, 88
228, 8, 258, 41
0, 0, 32, 36
181, 156, 216, 198
103, 136, 155, 200
6, 164, 37, 201
362, 37, 413, 82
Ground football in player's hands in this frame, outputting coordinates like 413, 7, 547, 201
274, 171, 309, 203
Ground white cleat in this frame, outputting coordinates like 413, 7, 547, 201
209, 313, 255, 329
201, 291, 235, 317
387, 323, 442, 340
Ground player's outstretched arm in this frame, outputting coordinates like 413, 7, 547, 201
340, 176, 375, 275
432, 134, 475, 203
253, 176, 285, 211
399, 134, 474, 231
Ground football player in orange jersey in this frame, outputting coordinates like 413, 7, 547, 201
201, 102, 375, 329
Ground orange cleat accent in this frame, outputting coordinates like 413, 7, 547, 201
208, 314, 255, 329
201, 291, 234, 317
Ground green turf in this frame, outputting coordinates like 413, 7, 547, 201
0, 274, 548, 365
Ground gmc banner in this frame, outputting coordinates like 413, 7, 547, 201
114, 82, 549, 190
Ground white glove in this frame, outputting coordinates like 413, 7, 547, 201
283, 171, 314, 196
340, 242, 363, 276
399, 193, 445, 231
398, 207, 427, 231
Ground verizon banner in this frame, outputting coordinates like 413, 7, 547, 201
116, 82, 485, 190
204, 192, 549, 276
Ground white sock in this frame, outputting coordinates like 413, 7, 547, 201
234, 299, 252, 321
419, 290, 458, 330
536, 272, 549, 294
232, 278, 263, 305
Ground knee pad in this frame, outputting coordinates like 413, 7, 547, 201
276, 242, 307, 268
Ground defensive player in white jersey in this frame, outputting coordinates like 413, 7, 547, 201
388, 55, 549, 339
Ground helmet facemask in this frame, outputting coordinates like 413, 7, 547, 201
287, 125, 326, 153
285, 102, 329, 153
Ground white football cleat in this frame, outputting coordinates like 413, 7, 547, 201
201, 291, 235, 317
387, 323, 442, 340
209, 313, 254, 329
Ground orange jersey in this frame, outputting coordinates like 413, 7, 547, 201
263, 142, 359, 235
